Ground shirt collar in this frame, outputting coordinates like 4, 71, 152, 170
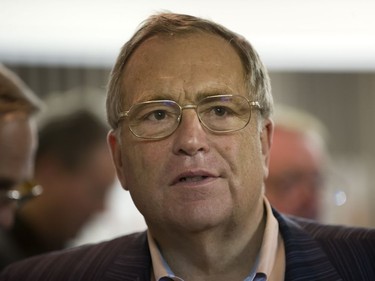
258, 197, 285, 280
148, 197, 285, 281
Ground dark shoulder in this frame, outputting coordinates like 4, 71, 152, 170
0, 232, 149, 281
292, 216, 375, 279
275, 210, 375, 280
291, 216, 375, 240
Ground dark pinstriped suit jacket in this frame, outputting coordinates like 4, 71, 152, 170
1, 210, 374, 281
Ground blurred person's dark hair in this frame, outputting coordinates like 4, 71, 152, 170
36, 110, 109, 172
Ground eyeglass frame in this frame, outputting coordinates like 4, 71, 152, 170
0, 181, 43, 206
117, 94, 262, 140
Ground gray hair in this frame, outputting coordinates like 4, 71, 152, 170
273, 104, 329, 149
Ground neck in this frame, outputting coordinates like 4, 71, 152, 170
150, 202, 266, 281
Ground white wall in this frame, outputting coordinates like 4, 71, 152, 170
1, 0, 375, 71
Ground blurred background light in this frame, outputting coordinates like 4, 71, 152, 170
334, 190, 347, 206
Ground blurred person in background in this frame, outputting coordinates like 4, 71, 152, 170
5, 91, 116, 263
0, 64, 43, 268
265, 104, 329, 220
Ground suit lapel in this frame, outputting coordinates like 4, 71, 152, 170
275, 211, 343, 281
103, 232, 151, 281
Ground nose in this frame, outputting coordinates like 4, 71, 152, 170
172, 109, 210, 156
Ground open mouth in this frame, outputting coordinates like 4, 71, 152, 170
179, 176, 208, 182
171, 170, 218, 186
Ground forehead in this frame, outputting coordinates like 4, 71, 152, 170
122, 32, 246, 104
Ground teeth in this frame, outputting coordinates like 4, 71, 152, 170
180, 176, 206, 182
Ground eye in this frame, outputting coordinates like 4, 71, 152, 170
147, 110, 167, 121
206, 105, 237, 119
212, 106, 232, 117
131, 103, 177, 123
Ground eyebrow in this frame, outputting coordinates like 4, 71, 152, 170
195, 90, 234, 100
135, 88, 236, 103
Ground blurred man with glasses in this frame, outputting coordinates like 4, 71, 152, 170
0, 64, 42, 229
1, 13, 375, 281
0, 64, 43, 269
0, 87, 116, 271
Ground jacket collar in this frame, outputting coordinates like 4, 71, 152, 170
274, 210, 343, 281
104, 232, 151, 281
104, 212, 343, 281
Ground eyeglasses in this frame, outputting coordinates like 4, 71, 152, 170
117, 94, 261, 139
0, 181, 43, 206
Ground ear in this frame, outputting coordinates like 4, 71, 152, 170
107, 130, 128, 190
260, 118, 274, 179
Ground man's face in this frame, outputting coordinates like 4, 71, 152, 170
265, 127, 324, 219
109, 33, 272, 234
0, 112, 37, 229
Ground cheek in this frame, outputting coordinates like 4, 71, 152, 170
233, 132, 265, 189
232, 130, 263, 168
216, 131, 264, 196
121, 140, 175, 220
122, 141, 168, 191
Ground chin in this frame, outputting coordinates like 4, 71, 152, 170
173, 206, 233, 233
